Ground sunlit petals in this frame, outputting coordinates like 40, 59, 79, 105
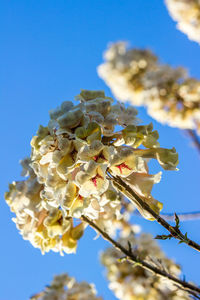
75, 161, 108, 197
98, 42, 200, 132
109, 148, 145, 177
30, 273, 102, 300
133, 147, 179, 170
165, 0, 200, 44
125, 171, 162, 198
5, 89, 179, 254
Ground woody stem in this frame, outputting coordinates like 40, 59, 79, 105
82, 215, 200, 299
108, 171, 200, 253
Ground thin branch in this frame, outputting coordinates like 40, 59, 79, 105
82, 215, 200, 299
186, 129, 200, 155
161, 211, 200, 221
121, 200, 200, 221
108, 172, 200, 253
133, 210, 200, 221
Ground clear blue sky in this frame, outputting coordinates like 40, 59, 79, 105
1, 1, 200, 299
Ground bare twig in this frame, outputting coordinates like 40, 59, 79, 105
133, 210, 200, 221
108, 172, 200, 253
161, 211, 200, 221
186, 129, 200, 155
82, 215, 200, 299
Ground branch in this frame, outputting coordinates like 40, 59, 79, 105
82, 215, 200, 300
133, 210, 200, 221
161, 211, 200, 221
186, 129, 200, 155
108, 172, 200, 253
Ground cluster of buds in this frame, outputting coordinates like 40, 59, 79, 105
30, 273, 102, 300
5, 90, 178, 254
101, 232, 190, 300
98, 42, 200, 132
165, 0, 200, 44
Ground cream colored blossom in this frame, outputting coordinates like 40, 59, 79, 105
101, 232, 190, 300
75, 160, 109, 197
98, 43, 200, 133
5, 161, 85, 255
30, 273, 102, 300
165, 0, 200, 44
5, 90, 178, 254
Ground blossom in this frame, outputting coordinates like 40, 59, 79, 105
30, 273, 102, 300
98, 42, 200, 133
109, 147, 144, 177
5, 164, 85, 255
75, 160, 109, 197
101, 232, 190, 300
5, 90, 178, 254
165, 0, 200, 44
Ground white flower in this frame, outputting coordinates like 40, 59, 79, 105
30, 273, 102, 300
98, 42, 200, 133
101, 232, 190, 300
165, 0, 200, 44
5, 90, 178, 253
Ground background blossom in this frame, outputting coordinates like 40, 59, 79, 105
98, 42, 200, 133
101, 232, 190, 300
165, 0, 200, 44
30, 273, 102, 300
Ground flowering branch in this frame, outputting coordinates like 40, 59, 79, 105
82, 215, 200, 299
108, 172, 200, 253
5, 89, 181, 255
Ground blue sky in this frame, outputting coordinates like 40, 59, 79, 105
1, 1, 200, 299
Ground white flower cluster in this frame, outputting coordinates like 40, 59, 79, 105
30, 273, 102, 300
98, 42, 200, 132
101, 233, 190, 300
5, 90, 178, 254
165, 0, 200, 44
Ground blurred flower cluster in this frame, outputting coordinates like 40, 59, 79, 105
165, 0, 200, 44
98, 42, 200, 132
101, 232, 190, 300
30, 273, 102, 300
5, 90, 178, 254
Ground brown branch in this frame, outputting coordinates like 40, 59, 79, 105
108, 172, 200, 253
186, 129, 200, 155
82, 215, 200, 299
